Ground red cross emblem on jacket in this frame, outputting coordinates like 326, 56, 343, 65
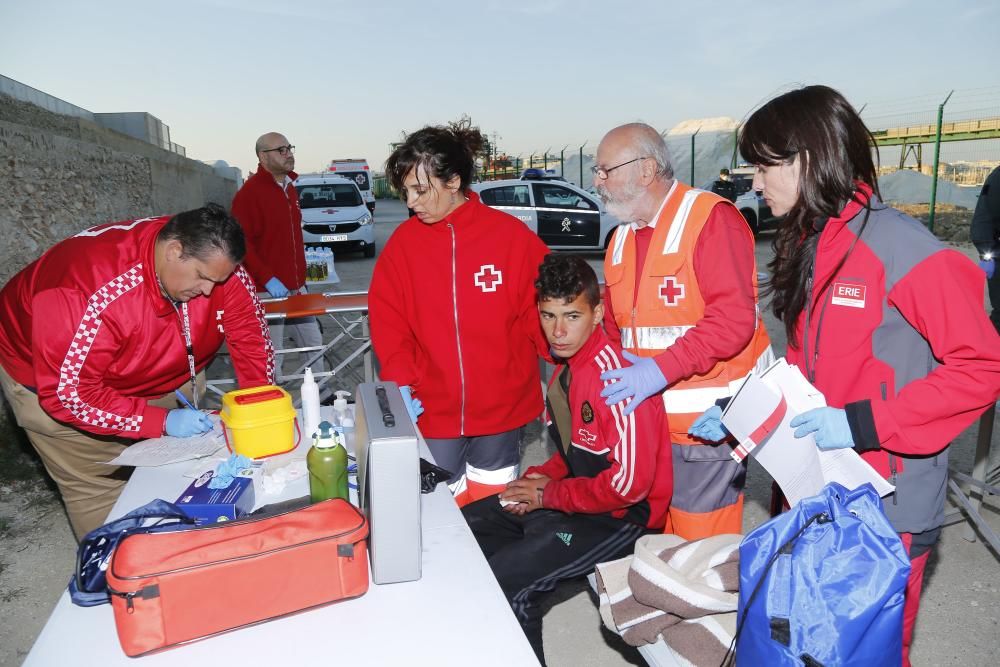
659, 276, 685, 306
475, 264, 503, 292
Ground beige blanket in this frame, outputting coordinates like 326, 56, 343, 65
595, 533, 741, 667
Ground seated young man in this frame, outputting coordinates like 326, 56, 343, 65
462, 254, 673, 665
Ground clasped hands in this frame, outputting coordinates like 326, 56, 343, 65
499, 473, 549, 515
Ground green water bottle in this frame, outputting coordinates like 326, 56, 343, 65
308, 421, 348, 503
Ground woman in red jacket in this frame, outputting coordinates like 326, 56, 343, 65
694, 85, 1000, 665
369, 120, 550, 506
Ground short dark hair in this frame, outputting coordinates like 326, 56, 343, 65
535, 254, 600, 307
158, 203, 246, 264
385, 117, 484, 195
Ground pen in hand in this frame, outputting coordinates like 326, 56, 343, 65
174, 389, 200, 412
170, 390, 213, 435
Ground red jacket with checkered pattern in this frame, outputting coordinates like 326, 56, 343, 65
0, 216, 274, 439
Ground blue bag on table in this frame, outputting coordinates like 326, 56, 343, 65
731, 482, 910, 667
69, 499, 195, 607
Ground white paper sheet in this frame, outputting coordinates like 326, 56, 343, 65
105, 415, 225, 467
721, 358, 894, 506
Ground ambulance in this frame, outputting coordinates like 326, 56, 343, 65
326, 159, 376, 215
294, 173, 376, 257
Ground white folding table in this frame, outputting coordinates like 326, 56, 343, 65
24, 407, 539, 667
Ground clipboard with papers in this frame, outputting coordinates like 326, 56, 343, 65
720, 358, 894, 507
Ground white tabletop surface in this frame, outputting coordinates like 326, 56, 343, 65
24, 408, 539, 667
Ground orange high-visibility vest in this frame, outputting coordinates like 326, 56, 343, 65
604, 181, 773, 445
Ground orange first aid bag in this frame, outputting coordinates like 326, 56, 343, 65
106, 499, 369, 657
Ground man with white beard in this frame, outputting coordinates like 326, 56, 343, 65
593, 122, 773, 540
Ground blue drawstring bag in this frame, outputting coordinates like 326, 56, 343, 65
68, 499, 195, 607
730, 482, 910, 667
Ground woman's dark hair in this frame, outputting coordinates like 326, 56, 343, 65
535, 254, 600, 307
159, 203, 245, 264
739, 85, 880, 345
384, 118, 484, 195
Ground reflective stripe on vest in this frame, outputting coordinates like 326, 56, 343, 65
662, 344, 776, 414
621, 325, 694, 350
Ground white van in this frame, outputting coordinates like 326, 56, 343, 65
295, 173, 376, 257
326, 159, 375, 215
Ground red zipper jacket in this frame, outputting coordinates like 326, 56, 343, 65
527, 327, 673, 529
0, 216, 274, 439
231, 166, 305, 290
368, 192, 549, 438
788, 184, 1000, 532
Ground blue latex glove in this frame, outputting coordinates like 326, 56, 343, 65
979, 258, 995, 279
208, 453, 252, 489
688, 405, 730, 442
265, 277, 290, 298
165, 409, 213, 437
399, 385, 424, 424
789, 407, 854, 450
599, 350, 668, 416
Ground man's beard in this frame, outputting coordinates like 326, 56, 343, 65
597, 178, 644, 222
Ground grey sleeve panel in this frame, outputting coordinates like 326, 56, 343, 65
852, 204, 941, 392
848, 202, 944, 292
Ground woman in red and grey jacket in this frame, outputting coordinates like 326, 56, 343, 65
368, 120, 550, 506
695, 85, 1000, 666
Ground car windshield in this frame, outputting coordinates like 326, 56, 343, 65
331, 170, 370, 190
297, 183, 363, 208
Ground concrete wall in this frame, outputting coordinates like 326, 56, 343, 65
0, 92, 240, 443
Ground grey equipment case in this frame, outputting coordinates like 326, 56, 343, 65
353, 382, 423, 584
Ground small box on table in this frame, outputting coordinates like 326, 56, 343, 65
175, 471, 255, 524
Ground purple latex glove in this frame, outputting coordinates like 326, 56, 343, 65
979, 258, 995, 279
599, 350, 668, 416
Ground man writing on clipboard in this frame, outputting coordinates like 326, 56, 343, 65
0, 204, 274, 540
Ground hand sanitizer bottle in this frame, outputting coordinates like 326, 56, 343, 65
331, 390, 353, 428
300, 367, 321, 441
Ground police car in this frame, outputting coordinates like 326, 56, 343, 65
295, 174, 376, 257
706, 167, 779, 235
472, 172, 622, 250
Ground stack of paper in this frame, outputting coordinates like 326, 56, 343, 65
721, 358, 894, 507
105, 415, 225, 467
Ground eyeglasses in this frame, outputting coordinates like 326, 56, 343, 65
591, 156, 648, 180
260, 145, 295, 156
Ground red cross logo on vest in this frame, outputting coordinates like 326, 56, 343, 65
475, 264, 503, 292
659, 276, 685, 306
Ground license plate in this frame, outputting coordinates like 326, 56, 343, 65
320, 234, 349, 242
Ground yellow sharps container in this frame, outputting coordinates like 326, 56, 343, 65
220, 385, 297, 459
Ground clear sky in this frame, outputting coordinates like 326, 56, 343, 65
2, 0, 998, 178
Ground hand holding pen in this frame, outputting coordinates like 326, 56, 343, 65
165, 390, 214, 437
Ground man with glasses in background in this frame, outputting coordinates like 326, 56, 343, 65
593, 122, 772, 540
232, 132, 325, 378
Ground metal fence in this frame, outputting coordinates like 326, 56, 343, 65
478, 86, 1000, 240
